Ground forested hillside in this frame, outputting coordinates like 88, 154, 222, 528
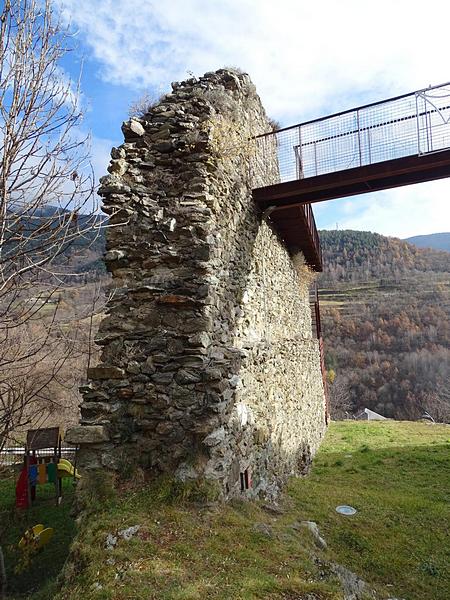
319, 230, 450, 421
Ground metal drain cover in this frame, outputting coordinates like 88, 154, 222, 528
336, 505, 357, 516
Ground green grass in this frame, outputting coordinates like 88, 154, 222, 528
0, 471, 77, 599
289, 421, 450, 600
53, 477, 341, 600
7, 421, 449, 599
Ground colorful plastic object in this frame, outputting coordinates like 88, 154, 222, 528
15, 467, 30, 509
57, 459, 81, 479
18, 524, 54, 550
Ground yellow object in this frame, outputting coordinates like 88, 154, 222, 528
19, 524, 54, 550
19, 524, 46, 549
57, 459, 81, 479
38, 463, 47, 484
36, 527, 54, 548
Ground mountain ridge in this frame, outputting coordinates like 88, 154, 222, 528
404, 231, 450, 252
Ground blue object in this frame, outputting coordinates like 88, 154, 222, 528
28, 465, 38, 486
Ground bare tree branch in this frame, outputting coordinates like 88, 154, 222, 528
0, 0, 102, 451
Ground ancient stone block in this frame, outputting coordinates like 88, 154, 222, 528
65, 425, 109, 444
123, 119, 145, 137
76, 68, 326, 499
87, 366, 125, 380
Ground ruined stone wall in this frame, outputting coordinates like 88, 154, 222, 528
68, 69, 326, 499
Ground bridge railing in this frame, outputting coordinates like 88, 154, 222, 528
252, 81, 450, 186
301, 201, 322, 269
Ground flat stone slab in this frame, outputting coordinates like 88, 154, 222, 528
87, 366, 125, 380
65, 425, 110, 444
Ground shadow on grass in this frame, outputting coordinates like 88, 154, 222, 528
0, 474, 76, 598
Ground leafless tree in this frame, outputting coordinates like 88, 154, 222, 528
128, 91, 159, 118
0, 0, 101, 452
422, 376, 450, 423
329, 374, 353, 420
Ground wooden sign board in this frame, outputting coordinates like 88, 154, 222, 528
26, 427, 61, 451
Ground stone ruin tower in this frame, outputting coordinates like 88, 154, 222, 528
68, 69, 327, 499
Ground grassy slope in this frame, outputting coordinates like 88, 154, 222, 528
0, 476, 76, 599
52, 421, 449, 600
291, 421, 450, 600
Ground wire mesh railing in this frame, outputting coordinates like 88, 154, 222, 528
309, 283, 322, 339
253, 81, 450, 187
0, 446, 76, 468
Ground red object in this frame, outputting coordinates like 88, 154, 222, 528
15, 468, 29, 509
15, 456, 37, 509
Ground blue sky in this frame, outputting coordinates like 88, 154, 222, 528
57, 0, 450, 238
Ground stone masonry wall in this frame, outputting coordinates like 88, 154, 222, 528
67, 68, 326, 499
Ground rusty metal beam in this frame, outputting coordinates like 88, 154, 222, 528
267, 203, 323, 271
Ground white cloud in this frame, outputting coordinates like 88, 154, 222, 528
316, 181, 450, 239
58, 0, 450, 234
59, 0, 450, 122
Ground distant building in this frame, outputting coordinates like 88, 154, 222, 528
355, 408, 388, 421
420, 411, 435, 423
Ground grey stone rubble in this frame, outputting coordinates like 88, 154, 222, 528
315, 558, 376, 600
105, 525, 141, 550
252, 523, 273, 538
68, 68, 327, 499
330, 563, 376, 600
295, 520, 327, 550
105, 533, 117, 550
